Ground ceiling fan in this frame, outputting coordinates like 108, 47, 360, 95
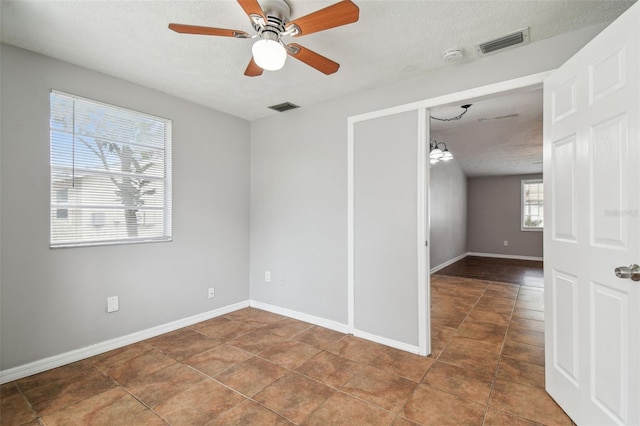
168, 0, 359, 77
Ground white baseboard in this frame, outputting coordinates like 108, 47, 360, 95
467, 252, 543, 262
351, 329, 421, 355
249, 300, 349, 334
430, 252, 468, 274
0, 300, 250, 384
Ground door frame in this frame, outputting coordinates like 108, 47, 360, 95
347, 70, 552, 356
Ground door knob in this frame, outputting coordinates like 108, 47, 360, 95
614, 264, 640, 281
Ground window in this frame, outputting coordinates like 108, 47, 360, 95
522, 179, 543, 231
50, 91, 172, 247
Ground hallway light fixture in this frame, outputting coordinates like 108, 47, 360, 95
430, 140, 453, 164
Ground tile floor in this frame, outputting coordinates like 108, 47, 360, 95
1, 275, 572, 425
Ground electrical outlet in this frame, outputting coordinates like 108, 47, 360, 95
504, 240, 508, 246
279, 278, 285, 287
208, 287, 215, 299
265, 271, 271, 283
107, 296, 119, 313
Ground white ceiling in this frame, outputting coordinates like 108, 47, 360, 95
431, 87, 543, 177
0, 0, 634, 123
1, 0, 635, 177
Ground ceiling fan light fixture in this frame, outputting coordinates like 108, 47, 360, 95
252, 39, 287, 71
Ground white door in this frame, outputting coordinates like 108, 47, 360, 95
349, 108, 429, 355
544, 3, 639, 425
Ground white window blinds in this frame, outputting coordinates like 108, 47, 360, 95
50, 91, 172, 247
522, 179, 543, 230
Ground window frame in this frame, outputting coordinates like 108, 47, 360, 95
49, 90, 173, 248
521, 178, 544, 232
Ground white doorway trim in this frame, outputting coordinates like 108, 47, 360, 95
347, 70, 552, 356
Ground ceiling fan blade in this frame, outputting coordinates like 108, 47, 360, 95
244, 57, 264, 77
168, 23, 249, 38
287, 43, 339, 75
288, 0, 359, 37
237, 0, 266, 20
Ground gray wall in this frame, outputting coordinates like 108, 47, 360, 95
250, 24, 605, 325
430, 159, 467, 269
0, 45, 250, 370
467, 174, 543, 258
354, 111, 419, 346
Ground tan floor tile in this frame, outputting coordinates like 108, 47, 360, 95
209, 399, 292, 425
392, 416, 421, 425
369, 346, 434, 382
483, 408, 543, 425
215, 356, 286, 397
39, 387, 149, 425
516, 299, 544, 312
146, 328, 221, 361
296, 351, 363, 387
21, 368, 117, 415
485, 283, 519, 298
153, 378, 245, 425
510, 317, 545, 333
340, 365, 416, 413
189, 317, 255, 341
17, 359, 96, 391
429, 325, 456, 359
502, 340, 545, 366
422, 361, 493, 406
402, 383, 485, 425
129, 409, 169, 425
303, 391, 395, 425
91, 343, 153, 368
257, 318, 314, 338
184, 343, 252, 377
506, 328, 544, 348
259, 340, 322, 369
228, 328, 286, 354
513, 308, 545, 322
124, 362, 207, 407
430, 309, 468, 329
437, 337, 501, 374
254, 372, 335, 424
97, 349, 176, 385
475, 296, 516, 315
517, 289, 544, 302
326, 335, 385, 364
496, 357, 545, 389
292, 326, 346, 349
489, 380, 572, 425
456, 321, 507, 353
224, 307, 287, 327
466, 307, 511, 326
0, 383, 37, 425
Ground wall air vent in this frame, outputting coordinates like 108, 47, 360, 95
268, 102, 300, 112
475, 28, 529, 55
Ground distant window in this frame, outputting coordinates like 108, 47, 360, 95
50, 91, 172, 247
522, 179, 543, 231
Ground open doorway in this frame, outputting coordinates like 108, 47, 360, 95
428, 85, 544, 275
425, 86, 549, 414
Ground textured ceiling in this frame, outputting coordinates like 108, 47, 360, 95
0, 0, 635, 122
431, 87, 543, 177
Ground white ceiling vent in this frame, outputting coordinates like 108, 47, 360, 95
475, 28, 530, 55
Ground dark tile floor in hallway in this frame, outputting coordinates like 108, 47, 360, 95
2, 261, 569, 425
437, 256, 544, 288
